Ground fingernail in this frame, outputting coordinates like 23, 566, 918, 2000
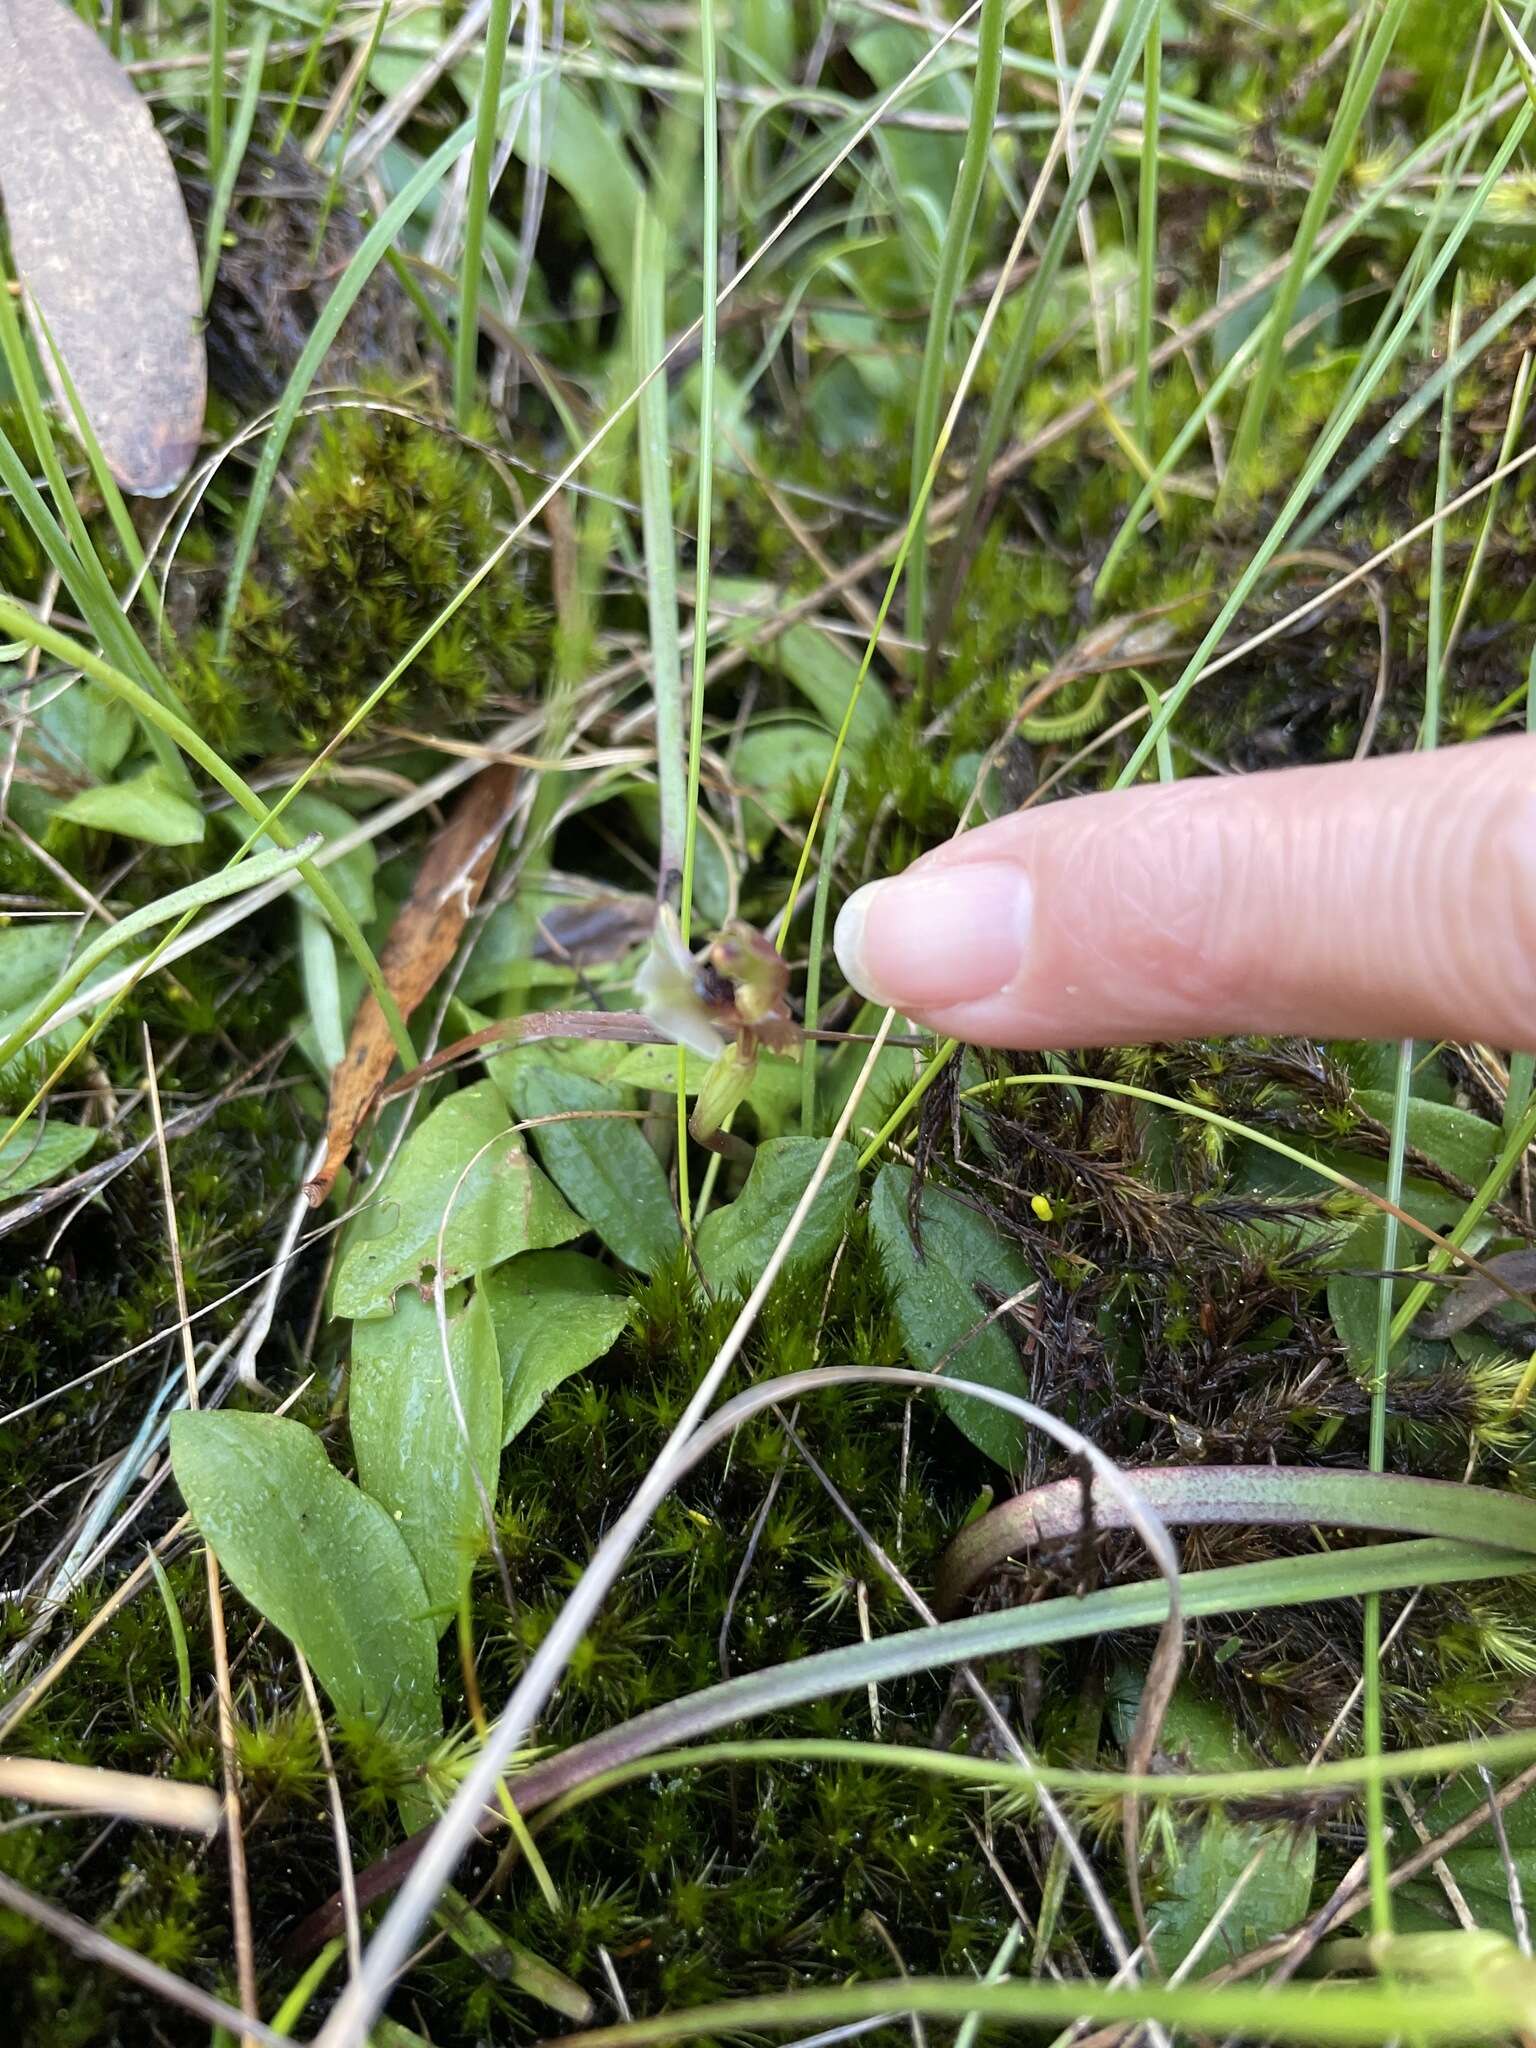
834, 861, 1034, 1012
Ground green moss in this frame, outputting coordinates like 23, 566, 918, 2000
189, 401, 549, 753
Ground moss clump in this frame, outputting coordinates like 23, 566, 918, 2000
202, 403, 548, 751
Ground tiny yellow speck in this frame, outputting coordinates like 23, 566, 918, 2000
1030, 1193, 1054, 1223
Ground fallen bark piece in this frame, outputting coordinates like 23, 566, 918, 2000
0, 0, 205, 495
305, 763, 520, 1206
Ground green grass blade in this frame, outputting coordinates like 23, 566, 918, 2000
0, 836, 318, 1074
1118, 92, 1533, 787
1220, 0, 1414, 502
905, 0, 1005, 648
0, 251, 172, 712
1133, 3, 1160, 453
800, 766, 849, 1133
458, 1961, 1536, 2045
679, 0, 720, 949
782, 0, 1161, 937
201, 22, 271, 308
633, 198, 687, 904
207, 0, 228, 184
520, 1538, 1525, 1811
934, 0, 1162, 656
146, 1548, 193, 1728
0, 599, 416, 1068
1366, 1033, 1412, 1938
1424, 278, 1463, 734
454, 0, 515, 425
543, 1725, 1536, 1823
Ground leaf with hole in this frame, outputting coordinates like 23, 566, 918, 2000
697, 1137, 857, 1294
350, 1287, 502, 1625
332, 1080, 581, 1319
869, 1162, 1034, 1470
0, 0, 205, 494
481, 1250, 632, 1445
169, 1410, 440, 1744
502, 1064, 681, 1275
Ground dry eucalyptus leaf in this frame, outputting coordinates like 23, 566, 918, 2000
0, 0, 205, 495
305, 763, 522, 1208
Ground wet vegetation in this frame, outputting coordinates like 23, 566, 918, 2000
2, 0, 1536, 2043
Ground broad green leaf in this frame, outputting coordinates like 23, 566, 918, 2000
481, 1251, 632, 1445
847, 26, 963, 246
607, 1041, 801, 1121
505, 1065, 681, 1275
0, 1115, 96, 1197
1108, 1674, 1316, 1973
169, 1410, 440, 1744
28, 677, 133, 783
1354, 1088, 1501, 1188
433, 1885, 594, 2021
1407, 1770, 1536, 1940
0, 917, 80, 1007
58, 766, 205, 845
350, 1287, 502, 1624
868, 1162, 1034, 1470
607, 1043, 718, 1095
286, 793, 377, 930
369, 4, 442, 97
488, 1034, 648, 1098
512, 75, 642, 297
1154, 1804, 1311, 1975
697, 1137, 857, 1293
713, 579, 894, 758
0, 919, 97, 1098
461, 896, 591, 1003
1327, 1212, 1468, 1379
734, 722, 838, 849
332, 1081, 581, 1319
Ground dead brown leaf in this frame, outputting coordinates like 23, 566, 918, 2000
305, 764, 521, 1206
0, 0, 205, 496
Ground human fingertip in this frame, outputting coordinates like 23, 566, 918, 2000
834, 861, 1034, 1015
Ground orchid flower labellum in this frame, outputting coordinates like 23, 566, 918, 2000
635, 909, 802, 1144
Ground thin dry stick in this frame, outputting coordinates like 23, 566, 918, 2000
143, 1025, 259, 2040
0, 1756, 220, 1833
295, 1648, 364, 1976
1479, 1760, 1531, 1956
1395, 1782, 1477, 1931
0, 1869, 286, 2046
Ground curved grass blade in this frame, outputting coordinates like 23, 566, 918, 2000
0, 836, 318, 1074
293, 1532, 1522, 1952
935, 1462, 1536, 1616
